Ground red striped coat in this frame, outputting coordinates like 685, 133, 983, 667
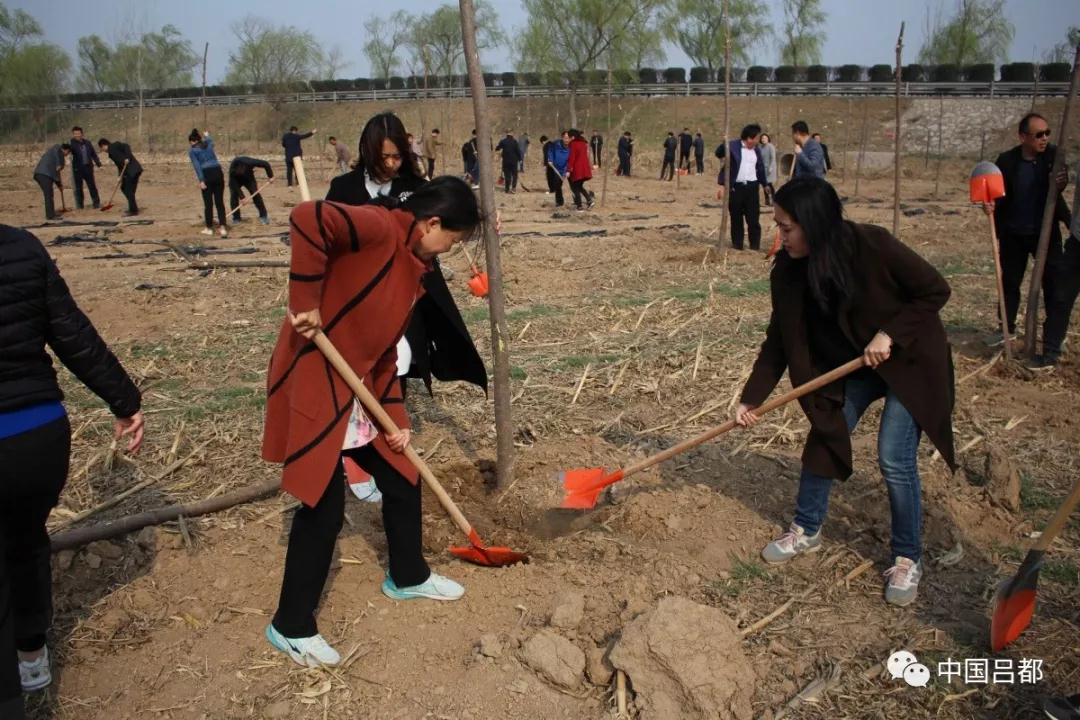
262, 201, 430, 507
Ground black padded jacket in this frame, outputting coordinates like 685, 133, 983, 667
0, 225, 141, 417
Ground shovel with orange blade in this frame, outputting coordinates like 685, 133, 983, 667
991, 475, 1080, 651
312, 331, 526, 566
461, 243, 489, 298
969, 161, 1011, 358
559, 356, 866, 510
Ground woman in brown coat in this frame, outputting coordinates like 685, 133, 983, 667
262, 176, 481, 668
736, 177, 955, 607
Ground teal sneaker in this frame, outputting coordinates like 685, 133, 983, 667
382, 573, 464, 601
265, 624, 340, 668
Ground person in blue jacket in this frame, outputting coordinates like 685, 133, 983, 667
281, 126, 316, 186
545, 131, 570, 208
188, 129, 227, 237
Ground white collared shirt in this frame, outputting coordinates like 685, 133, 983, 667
736, 143, 758, 184
364, 172, 392, 199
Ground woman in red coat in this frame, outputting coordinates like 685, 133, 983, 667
565, 129, 595, 210
262, 176, 482, 668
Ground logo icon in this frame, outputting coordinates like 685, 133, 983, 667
887, 650, 919, 681
903, 663, 931, 688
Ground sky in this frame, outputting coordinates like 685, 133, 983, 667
11, 0, 1079, 86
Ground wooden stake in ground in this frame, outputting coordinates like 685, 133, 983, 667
934, 94, 944, 198
892, 22, 904, 238
718, 0, 731, 246
292, 156, 312, 202
1022, 43, 1079, 358
854, 101, 869, 197
600, 65, 612, 208
840, 97, 852, 185
459, 0, 514, 488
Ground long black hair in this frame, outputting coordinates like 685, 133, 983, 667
383, 175, 483, 243
358, 112, 421, 184
772, 177, 858, 311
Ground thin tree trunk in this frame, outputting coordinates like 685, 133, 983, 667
569, 86, 578, 130
841, 97, 852, 185
601, 66, 612, 207
1023, 44, 1079, 358
855, 100, 869, 197
719, 0, 731, 246
201, 42, 209, 128
1031, 63, 1040, 111
893, 22, 904, 238
459, 0, 514, 487
934, 94, 944, 197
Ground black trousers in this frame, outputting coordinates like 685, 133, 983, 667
695, 153, 704, 174
34, 174, 57, 220
729, 182, 762, 250
1044, 234, 1080, 356
285, 155, 298, 186
121, 171, 140, 213
502, 162, 518, 192
660, 157, 675, 181
569, 179, 593, 208
273, 444, 429, 638
426, 158, 435, 178
200, 166, 227, 229
0, 415, 71, 712
618, 152, 630, 176
679, 151, 691, 170
229, 176, 268, 220
72, 165, 100, 208
999, 231, 1063, 346
545, 168, 564, 206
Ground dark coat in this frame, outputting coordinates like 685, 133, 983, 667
496, 136, 522, 166
69, 138, 101, 170
716, 139, 767, 186
281, 131, 313, 158
741, 222, 956, 480
264, 204, 427, 505
617, 136, 633, 157
993, 144, 1072, 240
678, 132, 693, 154
820, 142, 833, 171
0, 225, 140, 417
106, 142, 142, 177
230, 156, 274, 181
325, 170, 487, 394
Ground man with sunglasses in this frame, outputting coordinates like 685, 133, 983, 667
987, 112, 1071, 366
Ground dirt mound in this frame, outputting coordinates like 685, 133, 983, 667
609, 596, 755, 720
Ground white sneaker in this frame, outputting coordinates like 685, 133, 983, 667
382, 572, 464, 601
265, 624, 341, 668
199, 227, 213, 236
761, 523, 822, 564
218, 226, 228, 238
348, 478, 383, 504
883, 557, 922, 607
19, 646, 51, 691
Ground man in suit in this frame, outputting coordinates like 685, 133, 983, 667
32, 143, 71, 220
590, 130, 603, 167
986, 112, 1072, 366
678, 127, 693, 171
495, 131, 522, 193
282, 125, 316, 187
693, 132, 705, 175
716, 124, 767, 251
69, 126, 102, 209
791, 121, 826, 179
811, 132, 832, 174
98, 138, 143, 216
617, 131, 633, 176
660, 132, 677, 181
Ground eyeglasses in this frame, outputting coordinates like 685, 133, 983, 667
1027, 129, 1051, 139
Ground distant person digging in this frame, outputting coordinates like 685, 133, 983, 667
97, 138, 142, 215
282, 126, 316, 187
228, 156, 274, 225
328, 136, 351, 176
32, 143, 71, 221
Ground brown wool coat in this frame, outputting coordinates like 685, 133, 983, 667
262, 201, 430, 507
741, 221, 956, 480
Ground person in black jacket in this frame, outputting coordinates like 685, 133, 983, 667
495, 131, 522, 193
693, 132, 705, 174
716, 124, 768, 251
32, 144, 71, 221
229, 156, 274, 224
0, 225, 144, 719
661, 132, 677, 181
282, 126, 316, 187
97, 138, 142, 215
811, 133, 832, 173
678, 127, 693, 171
985, 112, 1072, 365
69, 127, 101, 209
617, 131, 633, 176
589, 130, 603, 167
325, 112, 487, 501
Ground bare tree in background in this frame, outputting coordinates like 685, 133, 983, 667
778, 0, 825, 67
663, 0, 770, 80
918, 0, 1014, 66
364, 11, 411, 86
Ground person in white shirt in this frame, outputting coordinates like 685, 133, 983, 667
716, 124, 768, 250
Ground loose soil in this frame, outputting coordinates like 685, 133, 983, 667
4, 112, 1079, 720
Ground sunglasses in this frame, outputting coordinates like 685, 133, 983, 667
1027, 129, 1051, 139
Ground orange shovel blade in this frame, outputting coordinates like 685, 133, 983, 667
449, 529, 528, 567
467, 271, 490, 298
559, 467, 625, 509
990, 550, 1043, 652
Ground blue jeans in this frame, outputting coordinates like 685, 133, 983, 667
793, 372, 923, 563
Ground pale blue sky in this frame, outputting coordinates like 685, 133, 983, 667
11, 0, 1079, 85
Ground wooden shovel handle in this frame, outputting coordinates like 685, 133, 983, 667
311, 332, 476, 538
621, 357, 866, 479
1032, 475, 1080, 553
292, 156, 311, 202
987, 214, 1012, 359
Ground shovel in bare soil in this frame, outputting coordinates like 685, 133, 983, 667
313, 331, 527, 566
991, 475, 1080, 651
559, 357, 866, 510
100, 160, 129, 211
